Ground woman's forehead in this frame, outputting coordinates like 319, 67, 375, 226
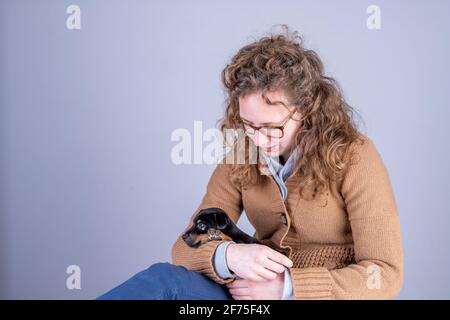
238, 91, 289, 124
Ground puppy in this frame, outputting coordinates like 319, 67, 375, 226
182, 207, 262, 248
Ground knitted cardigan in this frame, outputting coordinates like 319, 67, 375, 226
171, 134, 404, 299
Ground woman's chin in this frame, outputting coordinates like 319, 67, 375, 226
263, 148, 280, 157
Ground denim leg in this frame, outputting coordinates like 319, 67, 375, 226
97, 262, 233, 300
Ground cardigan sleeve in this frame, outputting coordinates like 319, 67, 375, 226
288, 136, 404, 299
171, 163, 244, 284
213, 241, 237, 279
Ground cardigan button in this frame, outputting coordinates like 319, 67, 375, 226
280, 213, 288, 226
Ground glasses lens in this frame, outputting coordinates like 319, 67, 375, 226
260, 127, 283, 138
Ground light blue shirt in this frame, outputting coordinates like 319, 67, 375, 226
212, 149, 299, 300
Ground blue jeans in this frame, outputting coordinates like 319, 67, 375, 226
97, 262, 234, 300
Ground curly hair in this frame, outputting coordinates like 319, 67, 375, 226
218, 25, 365, 201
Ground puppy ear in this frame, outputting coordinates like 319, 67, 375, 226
216, 213, 230, 230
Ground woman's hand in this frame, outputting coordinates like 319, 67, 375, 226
226, 243, 293, 281
226, 272, 285, 300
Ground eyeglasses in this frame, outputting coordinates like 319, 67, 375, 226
238, 107, 298, 139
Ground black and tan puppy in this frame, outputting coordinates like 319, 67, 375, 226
182, 207, 262, 248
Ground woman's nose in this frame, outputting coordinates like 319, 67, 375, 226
252, 132, 271, 147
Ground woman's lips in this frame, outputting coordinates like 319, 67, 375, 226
262, 145, 278, 153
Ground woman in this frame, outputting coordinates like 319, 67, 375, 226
98, 26, 403, 300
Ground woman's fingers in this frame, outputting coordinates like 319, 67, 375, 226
248, 274, 266, 282
253, 264, 278, 281
227, 280, 247, 288
229, 288, 250, 296
232, 295, 252, 300
266, 249, 293, 268
260, 256, 286, 273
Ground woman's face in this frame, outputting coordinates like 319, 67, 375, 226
238, 90, 301, 159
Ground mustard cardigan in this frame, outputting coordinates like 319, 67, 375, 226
171, 134, 404, 299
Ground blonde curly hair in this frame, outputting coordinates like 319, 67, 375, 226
218, 25, 365, 201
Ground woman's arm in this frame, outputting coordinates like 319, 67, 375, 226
171, 163, 244, 284
288, 136, 404, 299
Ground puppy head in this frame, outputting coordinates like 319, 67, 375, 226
182, 208, 232, 248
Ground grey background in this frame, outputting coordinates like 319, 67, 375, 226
0, 0, 449, 299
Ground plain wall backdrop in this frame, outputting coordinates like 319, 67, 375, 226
0, 0, 449, 299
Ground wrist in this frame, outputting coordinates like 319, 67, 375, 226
213, 241, 236, 279
225, 242, 236, 272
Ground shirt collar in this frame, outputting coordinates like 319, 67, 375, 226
261, 147, 300, 176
